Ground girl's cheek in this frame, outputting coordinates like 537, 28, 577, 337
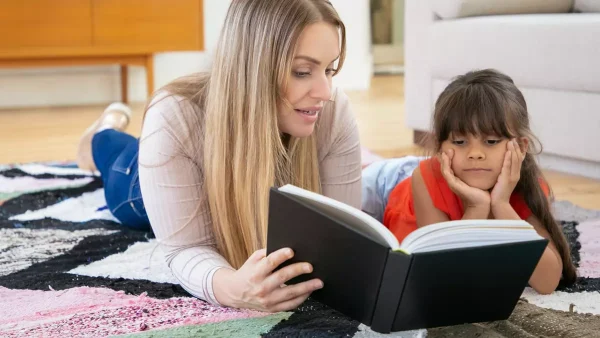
450, 150, 462, 171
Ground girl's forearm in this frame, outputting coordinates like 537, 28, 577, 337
528, 246, 562, 294
462, 205, 490, 220
491, 202, 519, 220
492, 202, 562, 294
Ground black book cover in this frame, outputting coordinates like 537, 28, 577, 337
266, 188, 548, 333
266, 187, 392, 325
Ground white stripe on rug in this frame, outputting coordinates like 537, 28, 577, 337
520, 218, 600, 315
355, 324, 426, 337
0, 176, 93, 194
521, 288, 600, 315
68, 240, 179, 284
0, 228, 117, 276
9, 188, 118, 223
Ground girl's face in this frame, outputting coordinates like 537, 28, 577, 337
278, 22, 340, 138
440, 133, 527, 190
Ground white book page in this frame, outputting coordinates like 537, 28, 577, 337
277, 184, 400, 249
399, 219, 544, 253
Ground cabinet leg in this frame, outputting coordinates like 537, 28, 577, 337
120, 65, 128, 103
145, 55, 154, 99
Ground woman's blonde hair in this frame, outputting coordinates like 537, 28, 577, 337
147, 0, 346, 269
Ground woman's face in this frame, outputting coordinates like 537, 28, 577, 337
278, 22, 340, 138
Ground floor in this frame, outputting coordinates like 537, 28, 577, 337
1, 75, 599, 210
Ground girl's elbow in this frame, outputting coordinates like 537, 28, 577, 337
530, 273, 561, 295
533, 283, 557, 295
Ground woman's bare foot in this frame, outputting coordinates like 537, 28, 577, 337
76, 103, 132, 172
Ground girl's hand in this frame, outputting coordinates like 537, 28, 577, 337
440, 149, 491, 209
491, 139, 525, 207
214, 248, 323, 312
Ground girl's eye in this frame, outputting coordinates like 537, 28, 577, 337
452, 140, 465, 146
486, 139, 501, 145
325, 68, 337, 76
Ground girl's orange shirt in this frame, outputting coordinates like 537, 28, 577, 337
382, 158, 550, 242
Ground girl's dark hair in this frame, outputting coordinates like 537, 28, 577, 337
430, 69, 576, 285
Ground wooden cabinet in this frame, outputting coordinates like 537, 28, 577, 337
93, 0, 202, 50
0, 0, 204, 102
0, 1, 93, 50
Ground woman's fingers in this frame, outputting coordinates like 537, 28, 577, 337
268, 278, 323, 306
267, 290, 312, 312
262, 261, 314, 292
249, 249, 267, 263
257, 248, 294, 277
252, 263, 322, 312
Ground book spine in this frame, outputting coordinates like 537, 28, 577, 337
369, 251, 412, 333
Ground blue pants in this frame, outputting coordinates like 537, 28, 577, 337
92, 129, 150, 231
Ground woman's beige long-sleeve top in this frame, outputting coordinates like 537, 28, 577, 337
138, 88, 362, 305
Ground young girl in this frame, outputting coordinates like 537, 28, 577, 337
75, 0, 361, 312
381, 69, 576, 294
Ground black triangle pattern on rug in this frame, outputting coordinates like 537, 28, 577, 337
559, 277, 600, 293
561, 221, 581, 267
553, 220, 600, 293
1, 273, 189, 300
0, 179, 104, 219
0, 227, 152, 286
264, 298, 361, 337
0, 167, 94, 180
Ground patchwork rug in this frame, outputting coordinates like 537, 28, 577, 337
1, 161, 599, 338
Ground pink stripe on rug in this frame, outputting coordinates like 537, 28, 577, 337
0, 286, 269, 338
578, 219, 600, 278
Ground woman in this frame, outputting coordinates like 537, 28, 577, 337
76, 0, 362, 312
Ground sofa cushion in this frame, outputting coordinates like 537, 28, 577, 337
429, 14, 600, 93
574, 0, 600, 13
430, 0, 573, 19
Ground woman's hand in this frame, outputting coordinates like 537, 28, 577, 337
491, 139, 524, 208
440, 149, 491, 210
213, 248, 323, 312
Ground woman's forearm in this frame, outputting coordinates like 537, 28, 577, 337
213, 267, 237, 307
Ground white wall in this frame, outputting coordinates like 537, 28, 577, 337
0, 0, 371, 109
330, 0, 373, 91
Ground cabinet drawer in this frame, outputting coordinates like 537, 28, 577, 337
0, 0, 92, 49
92, 0, 203, 51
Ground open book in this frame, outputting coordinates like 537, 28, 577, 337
266, 184, 548, 333
276, 184, 543, 254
